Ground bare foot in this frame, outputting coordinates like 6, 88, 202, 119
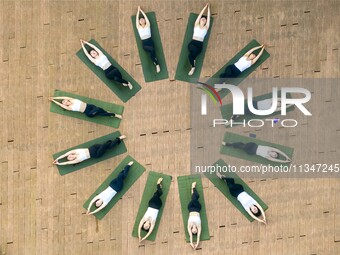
115, 114, 122, 119
188, 67, 195, 76
156, 65, 161, 73
157, 177, 163, 184
221, 141, 226, 146
127, 82, 133, 90
128, 161, 134, 166
119, 135, 126, 140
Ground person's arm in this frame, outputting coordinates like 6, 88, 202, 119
187, 222, 195, 249
50, 99, 72, 111
141, 222, 155, 241
269, 148, 292, 162
139, 8, 150, 27
49, 96, 73, 100
138, 215, 146, 242
80, 40, 97, 64
88, 201, 107, 215
253, 201, 266, 224
87, 195, 100, 213
194, 4, 208, 26
136, 7, 141, 28
244, 45, 263, 57
57, 158, 82, 165
245, 207, 266, 224
195, 224, 202, 249
83, 41, 104, 56
205, 4, 211, 30
53, 150, 75, 163
251, 46, 265, 65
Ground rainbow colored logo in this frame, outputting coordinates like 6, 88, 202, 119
196, 82, 222, 106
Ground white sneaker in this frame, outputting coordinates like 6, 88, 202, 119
188, 67, 195, 76
156, 65, 161, 73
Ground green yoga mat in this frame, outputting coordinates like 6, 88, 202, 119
83, 155, 145, 220
131, 12, 169, 82
76, 39, 142, 103
220, 132, 294, 167
177, 175, 210, 242
205, 39, 270, 99
132, 171, 172, 241
50, 89, 124, 128
220, 91, 294, 128
53, 131, 127, 175
175, 13, 214, 83
204, 159, 268, 222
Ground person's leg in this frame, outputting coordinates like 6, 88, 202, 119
187, 188, 202, 212
223, 178, 244, 198
89, 138, 122, 158
113, 71, 129, 85
109, 164, 132, 192
143, 39, 159, 66
188, 41, 198, 67
148, 184, 163, 209
86, 104, 115, 117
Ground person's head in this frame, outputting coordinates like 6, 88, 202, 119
191, 225, 198, 235
250, 205, 262, 217
269, 151, 279, 159
67, 153, 77, 161
248, 53, 256, 60
88, 48, 98, 58
139, 16, 146, 26
143, 221, 151, 231
95, 199, 103, 208
199, 15, 207, 26
62, 99, 72, 106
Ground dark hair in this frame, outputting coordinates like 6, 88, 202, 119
251, 205, 262, 217
201, 15, 207, 20
87, 47, 97, 57
94, 199, 101, 208
139, 15, 145, 20
142, 225, 150, 232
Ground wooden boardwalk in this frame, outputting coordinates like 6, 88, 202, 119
0, 0, 339, 254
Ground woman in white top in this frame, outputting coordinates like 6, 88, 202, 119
138, 177, 163, 242
188, 3, 211, 76
227, 98, 294, 124
49, 96, 122, 119
80, 39, 133, 90
221, 141, 292, 163
187, 182, 202, 250
216, 174, 267, 224
220, 44, 266, 80
86, 161, 134, 215
135, 6, 160, 73
53, 135, 126, 166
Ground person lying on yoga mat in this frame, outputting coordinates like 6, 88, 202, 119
219, 44, 265, 80
216, 173, 267, 224
86, 161, 134, 215
80, 39, 133, 90
138, 177, 163, 242
188, 3, 211, 76
136, 6, 160, 73
226, 98, 294, 125
53, 135, 126, 165
187, 182, 202, 250
221, 141, 291, 163
48, 96, 122, 119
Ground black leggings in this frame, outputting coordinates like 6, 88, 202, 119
105, 65, 129, 85
187, 188, 202, 213
219, 64, 242, 79
88, 137, 121, 158
109, 164, 131, 192
148, 184, 163, 210
224, 142, 258, 155
188, 40, 203, 67
142, 38, 159, 66
223, 178, 244, 198
84, 104, 115, 118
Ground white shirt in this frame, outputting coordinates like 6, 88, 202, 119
94, 55, 110, 69
138, 27, 151, 40
237, 191, 257, 211
70, 99, 82, 112
97, 186, 117, 207
257, 99, 273, 110
143, 207, 159, 223
188, 214, 201, 227
193, 26, 207, 41
256, 145, 272, 158
75, 149, 91, 161
234, 56, 252, 72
